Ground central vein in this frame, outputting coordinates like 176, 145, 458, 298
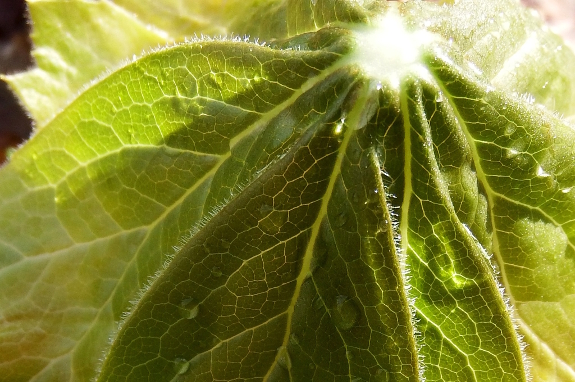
399, 85, 413, 273
262, 81, 371, 380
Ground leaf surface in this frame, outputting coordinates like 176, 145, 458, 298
403, 0, 575, 116
4, 0, 170, 128
3, 0, 376, 129
428, 50, 575, 382
1, 0, 575, 381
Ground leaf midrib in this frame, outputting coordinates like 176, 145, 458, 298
19, 47, 352, 381
260, 83, 363, 381
429, 60, 548, 379
400, 81, 479, 381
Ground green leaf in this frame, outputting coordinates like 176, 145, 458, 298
4, 0, 169, 128
4, 0, 376, 130
1, 0, 575, 381
427, 50, 575, 381
400, 0, 575, 116
110, 0, 290, 39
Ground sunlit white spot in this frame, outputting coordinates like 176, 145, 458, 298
335, 117, 345, 134
504, 123, 516, 136
467, 61, 483, 76
536, 165, 551, 177
562, 188, 572, 194
352, 10, 438, 90
451, 272, 468, 288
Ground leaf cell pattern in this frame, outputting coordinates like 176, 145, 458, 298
1, 1, 575, 382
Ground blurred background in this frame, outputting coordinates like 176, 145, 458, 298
0, 0, 573, 163
523, 0, 575, 50
0, 0, 32, 163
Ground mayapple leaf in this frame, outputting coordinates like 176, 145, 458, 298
1, 0, 575, 381
89, 0, 301, 39
401, 0, 575, 117
3, 0, 377, 131
427, 50, 575, 381
143, 0, 378, 40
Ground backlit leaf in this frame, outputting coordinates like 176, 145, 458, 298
1, 0, 574, 381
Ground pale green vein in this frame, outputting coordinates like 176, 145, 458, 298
414, 307, 478, 382
0, 239, 25, 259
262, 80, 369, 381
401, 75, 526, 380
370, 147, 419, 377
399, 81, 413, 277
178, 313, 289, 375
431, 75, 575, 257
431, 71, 541, 305
19, 54, 353, 382
518, 316, 575, 381
310, 233, 354, 380
432, 70, 536, 379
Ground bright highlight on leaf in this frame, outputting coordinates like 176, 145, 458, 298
1, 0, 575, 381
352, 10, 437, 89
